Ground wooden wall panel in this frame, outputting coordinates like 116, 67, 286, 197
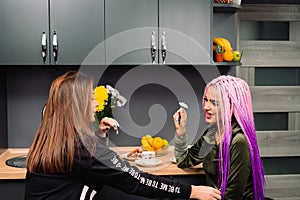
257, 130, 300, 157
240, 4, 300, 199
251, 86, 300, 112
290, 22, 300, 41
240, 41, 300, 67
240, 4, 300, 21
265, 174, 300, 200
289, 113, 300, 130
236, 66, 255, 85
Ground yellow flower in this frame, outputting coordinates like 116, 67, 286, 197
94, 86, 108, 112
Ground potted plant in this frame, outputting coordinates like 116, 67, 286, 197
215, 45, 223, 62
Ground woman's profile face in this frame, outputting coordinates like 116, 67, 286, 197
203, 86, 221, 125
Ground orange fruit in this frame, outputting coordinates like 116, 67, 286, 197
213, 44, 217, 51
152, 137, 163, 150
223, 50, 233, 61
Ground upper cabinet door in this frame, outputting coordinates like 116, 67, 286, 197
159, 0, 212, 65
0, 0, 49, 65
105, 0, 158, 65
50, 0, 105, 65
105, 0, 211, 65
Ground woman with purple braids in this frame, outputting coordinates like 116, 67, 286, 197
173, 75, 265, 199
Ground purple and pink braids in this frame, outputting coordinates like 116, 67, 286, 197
203, 75, 265, 199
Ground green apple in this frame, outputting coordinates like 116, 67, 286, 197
233, 51, 241, 62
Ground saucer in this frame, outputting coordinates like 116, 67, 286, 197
170, 156, 176, 163
135, 159, 162, 167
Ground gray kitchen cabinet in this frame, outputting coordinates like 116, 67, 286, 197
0, 0, 48, 65
105, 0, 212, 65
0, 0, 105, 65
159, 0, 211, 65
105, 0, 158, 65
50, 0, 105, 65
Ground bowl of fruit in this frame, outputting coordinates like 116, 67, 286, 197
141, 134, 169, 156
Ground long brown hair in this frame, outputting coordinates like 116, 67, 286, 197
26, 71, 97, 173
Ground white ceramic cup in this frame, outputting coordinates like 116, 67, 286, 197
139, 151, 156, 164
234, 0, 241, 5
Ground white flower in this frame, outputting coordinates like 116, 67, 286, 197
117, 95, 127, 107
106, 85, 117, 96
106, 85, 127, 108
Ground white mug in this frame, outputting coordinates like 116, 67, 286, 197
139, 151, 156, 164
234, 0, 241, 5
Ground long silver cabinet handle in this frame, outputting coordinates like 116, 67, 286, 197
41, 31, 47, 64
52, 31, 58, 64
161, 31, 167, 64
150, 31, 157, 64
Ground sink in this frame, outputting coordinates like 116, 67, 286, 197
6, 156, 26, 168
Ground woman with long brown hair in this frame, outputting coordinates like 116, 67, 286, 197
25, 71, 221, 200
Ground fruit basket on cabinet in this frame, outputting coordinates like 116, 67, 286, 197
213, 37, 241, 66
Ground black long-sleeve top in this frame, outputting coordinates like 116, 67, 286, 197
25, 137, 191, 200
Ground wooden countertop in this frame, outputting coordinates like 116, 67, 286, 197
0, 148, 28, 179
0, 147, 204, 180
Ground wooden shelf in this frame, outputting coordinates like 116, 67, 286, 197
214, 61, 241, 66
213, 3, 242, 12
